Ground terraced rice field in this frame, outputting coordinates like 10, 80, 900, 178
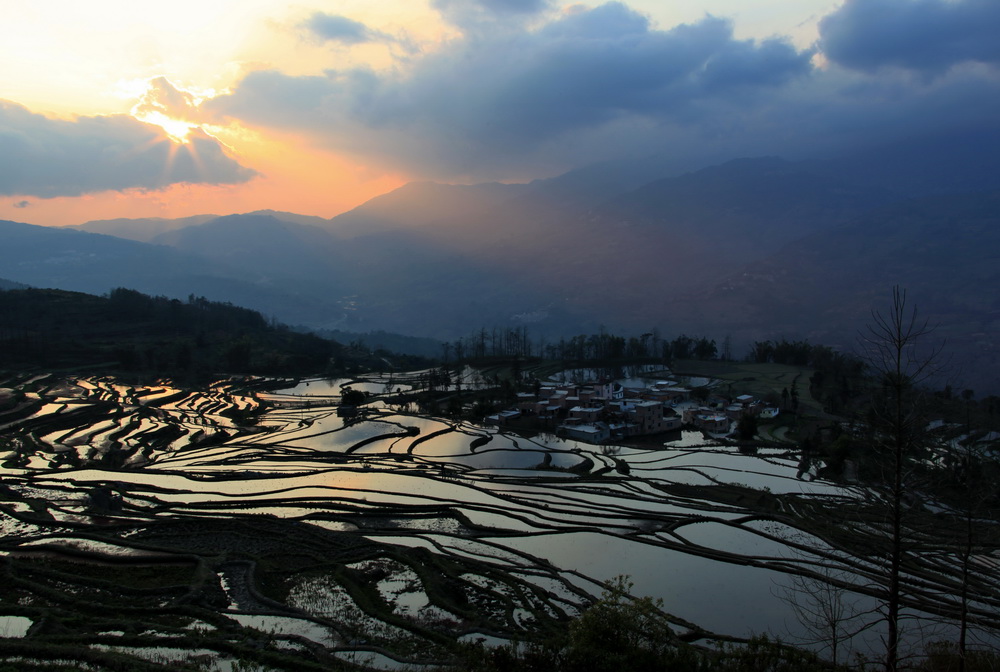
0, 371, 997, 670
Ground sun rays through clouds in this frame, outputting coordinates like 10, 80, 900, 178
2, 0, 998, 224
130, 77, 211, 144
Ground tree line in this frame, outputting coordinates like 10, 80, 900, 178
445, 326, 721, 364
0, 286, 338, 379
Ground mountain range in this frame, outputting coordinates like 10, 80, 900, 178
3, 127, 999, 392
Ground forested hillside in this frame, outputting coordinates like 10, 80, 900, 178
0, 287, 338, 379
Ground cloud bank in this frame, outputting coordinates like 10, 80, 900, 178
820, 0, 1000, 73
0, 100, 256, 198
432, 0, 555, 29
209, 3, 816, 176
208, 0, 1000, 180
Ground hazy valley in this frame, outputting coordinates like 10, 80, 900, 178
3, 128, 999, 391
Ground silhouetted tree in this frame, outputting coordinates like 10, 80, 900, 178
737, 411, 758, 442
341, 387, 367, 406
860, 286, 942, 672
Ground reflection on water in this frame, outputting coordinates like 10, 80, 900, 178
3, 372, 990, 666
498, 530, 795, 637
0, 616, 32, 638
272, 376, 415, 396
663, 430, 712, 448
549, 363, 668, 384
13, 393, 845, 641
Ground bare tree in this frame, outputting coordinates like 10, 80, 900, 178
776, 562, 871, 666
937, 434, 1000, 672
859, 286, 944, 672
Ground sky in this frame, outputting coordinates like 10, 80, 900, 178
2, 0, 999, 227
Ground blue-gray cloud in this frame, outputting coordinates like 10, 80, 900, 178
0, 100, 257, 198
434, 0, 553, 17
820, 0, 1000, 73
433, 0, 554, 28
301, 12, 382, 45
208, 3, 813, 176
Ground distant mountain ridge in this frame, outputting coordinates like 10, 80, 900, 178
3, 127, 999, 388
0, 277, 29, 291
0, 218, 339, 328
668, 190, 1000, 392
71, 214, 220, 242
803, 126, 1000, 198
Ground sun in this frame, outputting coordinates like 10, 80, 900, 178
133, 109, 199, 143
128, 77, 206, 143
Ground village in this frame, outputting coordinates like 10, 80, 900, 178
487, 376, 780, 443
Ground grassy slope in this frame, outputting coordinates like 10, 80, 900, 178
670, 359, 823, 415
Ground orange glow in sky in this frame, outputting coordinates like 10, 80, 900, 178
0, 0, 831, 227
0, 1, 445, 226
0, 70, 407, 226
1, 127, 407, 227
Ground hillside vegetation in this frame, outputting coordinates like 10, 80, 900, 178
0, 287, 338, 380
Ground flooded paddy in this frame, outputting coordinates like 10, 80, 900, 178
1, 371, 998, 669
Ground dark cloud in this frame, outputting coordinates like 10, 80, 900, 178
478, 0, 551, 13
540, 1, 646, 37
13, 200, 30, 208
820, 0, 1000, 73
0, 100, 257, 198
434, 0, 552, 16
301, 12, 381, 45
433, 0, 554, 28
208, 3, 812, 177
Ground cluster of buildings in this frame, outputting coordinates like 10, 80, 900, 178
486, 378, 778, 444
680, 394, 778, 433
